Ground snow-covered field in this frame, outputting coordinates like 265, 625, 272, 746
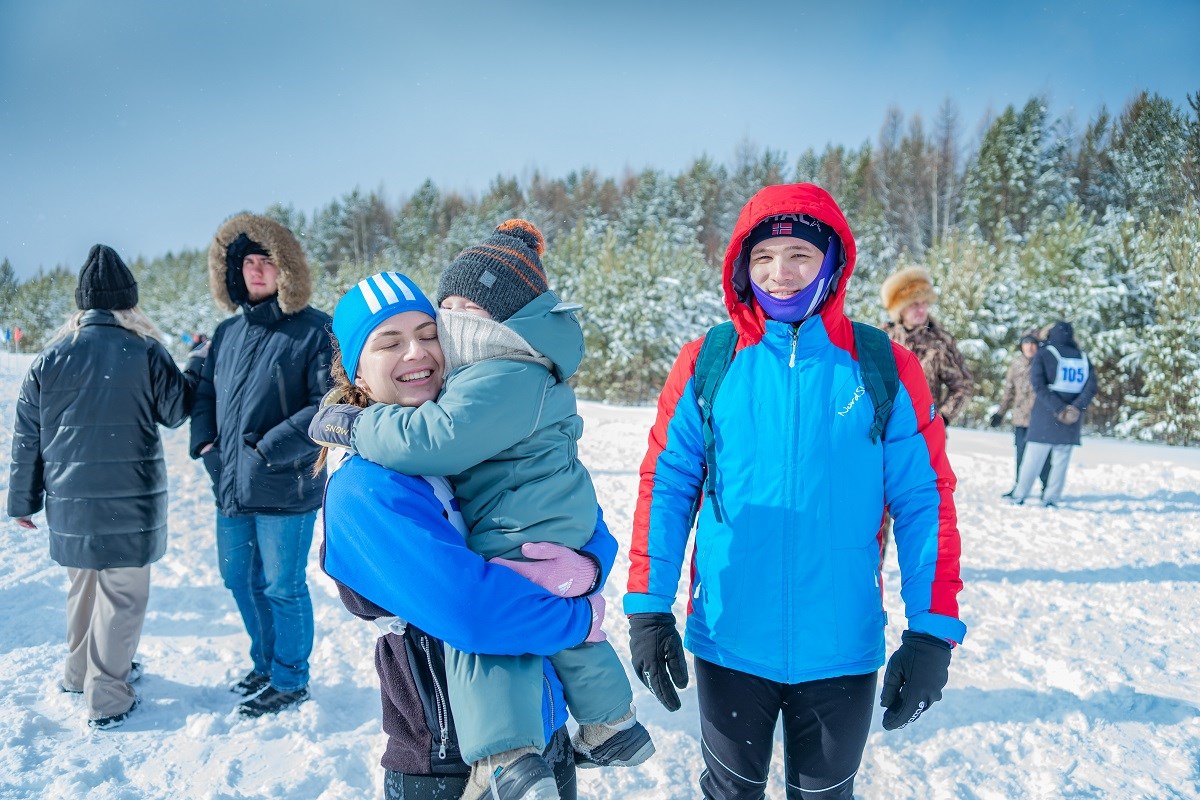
1, 350, 1198, 800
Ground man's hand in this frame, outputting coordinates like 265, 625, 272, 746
1056, 405, 1081, 425
490, 542, 599, 597
308, 403, 361, 449
13, 517, 36, 530
628, 612, 688, 711
880, 630, 952, 730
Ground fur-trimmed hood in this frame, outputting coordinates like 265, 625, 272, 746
208, 213, 312, 315
880, 266, 937, 323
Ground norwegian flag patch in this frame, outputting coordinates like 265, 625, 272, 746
771, 222, 792, 236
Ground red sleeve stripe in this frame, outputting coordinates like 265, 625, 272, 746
627, 339, 703, 596
895, 345, 962, 619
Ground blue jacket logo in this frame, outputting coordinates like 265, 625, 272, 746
930, 403, 937, 421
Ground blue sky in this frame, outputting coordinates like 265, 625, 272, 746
1, 0, 1196, 279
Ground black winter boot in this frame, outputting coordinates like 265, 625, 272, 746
237, 686, 309, 717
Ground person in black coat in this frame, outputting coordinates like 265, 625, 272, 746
7, 244, 202, 729
189, 213, 331, 716
1010, 321, 1098, 507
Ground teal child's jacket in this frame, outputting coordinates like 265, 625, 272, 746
351, 292, 597, 559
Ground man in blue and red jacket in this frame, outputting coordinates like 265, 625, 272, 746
625, 183, 966, 799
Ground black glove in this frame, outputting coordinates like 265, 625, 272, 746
880, 630, 952, 730
628, 613, 688, 712
309, 403, 361, 449
989, 413, 1002, 428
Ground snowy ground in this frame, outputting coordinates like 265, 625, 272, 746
1, 350, 1198, 800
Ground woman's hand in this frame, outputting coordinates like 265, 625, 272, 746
490, 542, 599, 597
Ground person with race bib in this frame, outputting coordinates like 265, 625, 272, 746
1009, 321, 1098, 508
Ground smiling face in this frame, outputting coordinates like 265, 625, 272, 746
748, 236, 826, 298
242, 254, 279, 302
352, 311, 445, 407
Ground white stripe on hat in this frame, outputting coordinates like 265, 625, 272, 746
383, 272, 417, 301
356, 278, 382, 313
371, 273, 400, 305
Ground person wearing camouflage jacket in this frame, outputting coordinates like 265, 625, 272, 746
991, 331, 1049, 497
880, 266, 975, 425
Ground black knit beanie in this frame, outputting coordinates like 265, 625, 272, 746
436, 219, 549, 322
744, 213, 835, 255
75, 244, 138, 310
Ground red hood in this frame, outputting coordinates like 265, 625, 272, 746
721, 183, 857, 342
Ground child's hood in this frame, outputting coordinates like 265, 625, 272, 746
503, 292, 585, 381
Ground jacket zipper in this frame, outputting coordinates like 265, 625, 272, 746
543, 674, 555, 732
419, 634, 450, 759
789, 325, 799, 368
785, 325, 799, 675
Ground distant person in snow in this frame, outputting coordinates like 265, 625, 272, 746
880, 266, 975, 427
311, 222, 652, 800
315, 270, 615, 800
626, 184, 966, 799
189, 214, 331, 717
7, 244, 202, 730
992, 330, 1051, 498
1009, 321, 1098, 508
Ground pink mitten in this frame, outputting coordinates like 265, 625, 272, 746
585, 594, 607, 643
490, 541, 598, 597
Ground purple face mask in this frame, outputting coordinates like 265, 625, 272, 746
751, 238, 840, 323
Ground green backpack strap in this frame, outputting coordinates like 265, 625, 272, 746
692, 321, 737, 524
852, 322, 900, 444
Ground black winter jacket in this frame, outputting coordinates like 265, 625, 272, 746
189, 298, 331, 516
1027, 322, 1098, 446
8, 311, 198, 569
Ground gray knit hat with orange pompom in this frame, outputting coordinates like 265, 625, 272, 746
436, 219, 550, 322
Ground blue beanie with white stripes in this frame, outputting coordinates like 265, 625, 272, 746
333, 272, 437, 381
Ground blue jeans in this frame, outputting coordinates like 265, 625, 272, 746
216, 511, 317, 691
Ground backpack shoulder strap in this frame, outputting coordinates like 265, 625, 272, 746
852, 322, 900, 444
692, 321, 737, 523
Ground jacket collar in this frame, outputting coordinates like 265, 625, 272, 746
78, 309, 121, 327
241, 296, 284, 326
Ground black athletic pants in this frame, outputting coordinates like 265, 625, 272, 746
696, 657, 876, 800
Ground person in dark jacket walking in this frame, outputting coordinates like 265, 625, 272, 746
1010, 321, 1098, 507
992, 330, 1052, 498
317, 274, 616, 800
8, 244, 201, 729
190, 213, 332, 716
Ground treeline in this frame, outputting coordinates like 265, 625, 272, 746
2, 90, 1198, 444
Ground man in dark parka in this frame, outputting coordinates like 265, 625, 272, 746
190, 213, 331, 716
8, 244, 201, 729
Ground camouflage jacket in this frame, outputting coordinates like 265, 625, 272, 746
997, 353, 1037, 428
882, 317, 974, 423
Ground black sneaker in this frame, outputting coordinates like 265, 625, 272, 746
61, 661, 143, 694
88, 696, 139, 731
237, 686, 309, 717
230, 670, 271, 697
574, 721, 655, 769
463, 753, 558, 800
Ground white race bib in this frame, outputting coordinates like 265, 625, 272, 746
1045, 345, 1089, 394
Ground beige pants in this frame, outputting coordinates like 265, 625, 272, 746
64, 565, 150, 719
